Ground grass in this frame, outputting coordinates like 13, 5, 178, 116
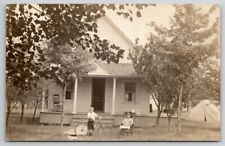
5, 113, 220, 141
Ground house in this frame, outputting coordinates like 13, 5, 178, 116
40, 15, 157, 125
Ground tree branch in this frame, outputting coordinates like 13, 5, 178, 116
151, 91, 159, 107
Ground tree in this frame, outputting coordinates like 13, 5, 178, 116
6, 4, 152, 85
164, 106, 176, 132
27, 79, 50, 122
6, 4, 152, 126
130, 4, 219, 132
130, 36, 179, 125
44, 43, 96, 129
6, 4, 149, 86
186, 57, 220, 105
6, 5, 47, 124
6, 80, 22, 126
162, 5, 219, 132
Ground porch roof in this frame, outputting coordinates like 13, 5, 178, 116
88, 62, 138, 78
100, 62, 137, 77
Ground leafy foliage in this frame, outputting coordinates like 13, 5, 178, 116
6, 5, 46, 89
130, 37, 179, 124
130, 4, 219, 126
6, 4, 152, 88
187, 58, 220, 104
6, 3, 153, 126
43, 43, 96, 85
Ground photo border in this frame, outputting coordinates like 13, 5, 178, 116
0, 0, 224, 146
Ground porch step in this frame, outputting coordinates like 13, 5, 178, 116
70, 116, 115, 127
72, 114, 114, 120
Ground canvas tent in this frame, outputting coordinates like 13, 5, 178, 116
183, 100, 220, 124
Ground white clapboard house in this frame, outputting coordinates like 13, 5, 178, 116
40, 15, 157, 126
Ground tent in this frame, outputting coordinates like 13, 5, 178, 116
182, 99, 220, 124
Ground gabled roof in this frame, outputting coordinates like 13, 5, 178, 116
88, 63, 111, 76
93, 62, 137, 78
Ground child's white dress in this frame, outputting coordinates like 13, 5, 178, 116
120, 117, 134, 129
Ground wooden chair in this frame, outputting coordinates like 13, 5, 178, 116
119, 111, 135, 135
119, 123, 134, 135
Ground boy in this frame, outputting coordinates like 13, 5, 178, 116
87, 107, 99, 135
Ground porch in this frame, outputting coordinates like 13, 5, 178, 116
40, 63, 151, 125
39, 111, 167, 127
47, 76, 149, 114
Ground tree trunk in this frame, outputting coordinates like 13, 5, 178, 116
177, 83, 183, 132
60, 84, 66, 131
20, 102, 25, 122
6, 102, 11, 127
186, 94, 191, 112
32, 99, 39, 122
168, 116, 171, 132
6, 100, 19, 127
155, 106, 161, 125
6, 111, 10, 127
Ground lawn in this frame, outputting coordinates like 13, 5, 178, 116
5, 113, 220, 141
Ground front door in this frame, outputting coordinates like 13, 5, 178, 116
91, 78, 105, 112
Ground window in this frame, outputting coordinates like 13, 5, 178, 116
44, 89, 48, 109
53, 94, 62, 112
65, 90, 72, 100
53, 94, 60, 104
65, 82, 73, 100
124, 83, 136, 102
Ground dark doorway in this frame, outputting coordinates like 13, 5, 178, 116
91, 78, 105, 112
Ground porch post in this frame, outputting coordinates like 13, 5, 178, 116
112, 77, 116, 114
41, 90, 45, 112
73, 78, 78, 113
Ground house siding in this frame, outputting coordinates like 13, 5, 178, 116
104, 78, 113, 113
97, 16, 133, 63
104, 78, 149, 114
48, 78, 92, 113
114, 78, 149, 114
48, 77, 149, 114
48, 81, 63, 112
76, 78, 92, 113
48, 81, 74, 113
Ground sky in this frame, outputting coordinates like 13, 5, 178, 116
105, 4, 220, 45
